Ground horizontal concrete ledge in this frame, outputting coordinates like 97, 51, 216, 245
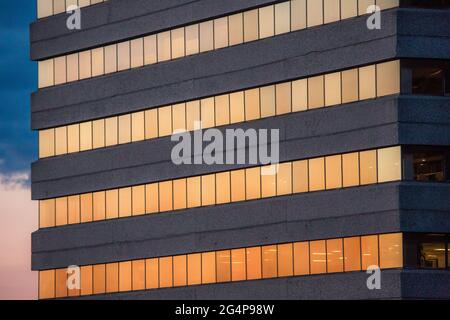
30, 11, 399, 129
70, 269, 450, 300
30, 0, 282, 60
31, 96, 450, 200
31, 182, 450, 270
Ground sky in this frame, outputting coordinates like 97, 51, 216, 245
0, 1, 38, 300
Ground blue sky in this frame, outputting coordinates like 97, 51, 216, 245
0, 2, 37, 174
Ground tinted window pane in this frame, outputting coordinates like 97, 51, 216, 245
79, 50, 92, 80
38, 59, 54, 88
262, 245, 277, 278
246, 247, 262, 280
341, 0, 358, 19
230, 92, 245, 123
342, 68, 359, 103
291, 0, 307, 31
144, 35, 157, 65
158, 31, 171, 62
132, 260, 146, 291
106, 189, 119, 219
325, 72, 342, 106
327, 239, 344, 273
132, 185, 145, 216
146, 259, 159, 289
278, 243, 294, 277
117, 41, 130, 71
344, 237, 361, 271
119, 261, 131, 292
187, 177, 201, 208
308, 75, 325, 109
185, 25, 199, 56
215, 94, 230, 126
229, 13, 244, 45
55, 269, 67, 298
119, 187, 131, 217
245, 89, 260, 121
343, 152, 360, 187
130, 38, 144, 68
187, 254, 201, 285
275, 2, 291, 35
201, 174, 216, 206
378, 146, 401, 183
202, 252, 216, 284
146, 183, 159, 213
159, 181, 173, 212
310, 240, 327, 274
173, 179, 187, 210
216, 250, 231, 282
307, 0, 324, 27
309, 157, 325, 191
214, 17, 229, 49
105, 45, 117, 74
171, 28, 185, 59
326, 155, 342, 190
259, 5, 274, 39
131, 112, 145, 142
292, 79, 308, 111
361, 235, 379, 269
377, 60, 400, 96
159, 257, 173, 288
244, 9, 259, 42
173, 256, 187, 287
216, 172, 231, 204
231, 249, 246, 281
231, 170, 246, 202
379, 233, 403, 269
324, 0, 340, 24
359, 65, 376, 99
293, 160, 309, 193
294, 242, 310, 275
360, 150, 377, 185
246, 167, 261, 200
260, 85, 276, 118
200, 21, 214, 52
261, 166, 277, 198
276, 82, 292, 115
277, 162, 292, 195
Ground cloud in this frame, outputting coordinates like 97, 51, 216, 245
0, 171, 37, 300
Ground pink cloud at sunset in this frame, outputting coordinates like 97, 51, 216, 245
0, 172, 37, 300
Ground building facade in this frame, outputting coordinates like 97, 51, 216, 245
31, 0, 450, 300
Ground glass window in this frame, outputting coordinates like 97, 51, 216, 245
377, 60, 400, 96
201, 98, 215, 129
187, 177, 201, 208
325, 72, 342, 107
231, 170, 246, 202
260, 85, 276, 118
244, 9, 259, 42
291, 0, 307, 31
106, 263, 119, 293
172, 103, 186, 132
159, 181, 173, 212
294, 242, 310, 275
344, 237, 361, 271
119, 261, 132, 292
277, 162, 292, 195
92, 119, 105, 149
173, 178, 187, 210
81, 266, 93, 296
79, 50, 92, 80
246, 247, 262, 280
146, 258, 159, 289
308, 75, 325, 109
145, 109, 159, 139
419, 242, 447, 269
186, 100, 201, 131
92, 47, 104, 77
55, 268, 67, 298
275, 2, 291, 35
37, 0, 53, 18
309, 157, 325, 191
216, 172, 231, 204
261, 165, 276, 198
200, 21, 214, 53
105, 117, 118, 147
231, 249, 246, 281
412, 150, 447, 182
341, 0, 358, 18
39, 129, 55, 158
158, 106, 172, 137
185, 25, 199, 56
39, 270, 55, 299
343, 152, 360, 187
158, 31, 171, 62
324, 0, 341, 23
93, 264, 106, 295
146, 183, 159, 213
310, 240, 327, 274
245, 89, 260, 121
187, 253, 201, 285
130, 38, 144, 68
144, 35, 157, 65
327, 239, 344, 273
326, 155, 343, 190
276, 82, 292, 115
216, 250, 231, 282
262, 245, 277, 278
171, 28, 185, 59
38, 59, 54, 88
230, 92, 245, 123
131, 112, 145, 142
292, 79, 308, 112
259, 5, 274, 39
307, 0, 324, 27
40, 199, 55, 228
342, 68, 359, 103
361, 235, 379, 269
360, 150, 377, 185
93, 191, 106, 221
118, 114, 131, 144
132, 260, 145, 291
106, 189, 119, 219
215, 95, 230, 126
54, 56, 66, 85
293, 160, 309, 193
119, 187, 132, 218
358, 0, 375, 15
79, 121, 92, 151
68, 195, 80, 225
173, 255, 187, 287
378, 146, 401, 183
229, 13, 244, 46
246, 167, 261, 200
66, 53, 79, 82
117, 41, 130, 71
67, 124, 80, 153
377, 0, 399, 10
379, 233, 403, 269
214, 17, 229, 49
278, 243, 294, 277
80, 193, 93, 223
359, 65, 376, 100
54, 0, 66, 14
105, 44, 117, 74
132, 185, 145, 216
202, 174, 216, 206
202, 252, 216, 284
159, 257, 173, 288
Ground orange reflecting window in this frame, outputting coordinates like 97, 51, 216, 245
216, 250, 231, 283
68, 195, 80, 225
361, 235, 379, 269
39, 270, 55, 299
307, 0, 324, 27
246, 247, 262, 280
145, 183, 159, 214
80, 193, 93, 223
119, 187, 132, 218
79, 50, 92, 80
185, 25, 199, 56
202, 252, 216, 284
245, 167, 261, 200
106, 189, 119, 219
229, 13, 244, 46
201, 98, 215, 129
173, 179, 187, 210
145, 109, 158, 139
326, 155, 342, 190
309, 157, 325, 191
119, 261, 132, 292
244, 9, 259, 42
132, 185, 145, 216
294, 242, 310, 275
144, 35, 157, 65
343, 152, 360, 187
55, 126, 67, 156
310, 240, 327, 274
245, 89, 260, 121
186, 101, 201, 131
292, 79, 308, 112
344, 237, 361, 272
55, 269, 67, 298
215, 94, 230, 126
327, 239, 344, 273
342, 69, 359, 103
231, 249, 246, 282
278, 243, 294, 277
105, 117, 118, 147
260, 85, 276, 118
230, 92, 245, 124
117, 41, 130, 71
291, 0, 307, 31
187, 177, 201, 208
261, 166, 276, 198
262, 245, 277, 278
277, 162, 292, 196
132, 260, 145, 291
93, 264, 106, 295
231, 170, 246, 202
379, 233, 403, 269
172, 103, 186, 133
173, 255, 187, 287
308, 75, 325, 109
145, 258, 159, 289
325, 72, 342, 107
201, 174, 216, 206
360, 150, 377, 185
92, 119, 105, 149
259, 5, 274, 39
105, 44, 117, 74
324, 0, 340, 24
276, 82, 292, 115
131, 112, 145, 142
275, 1, 291, 35
159, 181, 173, 212
81, 266, 93, 296
359, 65, 376, 100
55, 197, 68, 227
93, 191, 106, 221
159, 257, 173, 288
158, 32, 171, 62
377, 146, 401, 183
187, 254, 201, 285
214, 17, 229, 49
118, 114, 131, 144
200, 21, 214, 53
377, 60, 400, 96
293, 160, 309, 193
216, 172, 231, 204
171, 28, 185, 59
79, 121, 92, 151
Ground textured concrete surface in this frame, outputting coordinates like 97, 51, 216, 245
31, 182, 450, 270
